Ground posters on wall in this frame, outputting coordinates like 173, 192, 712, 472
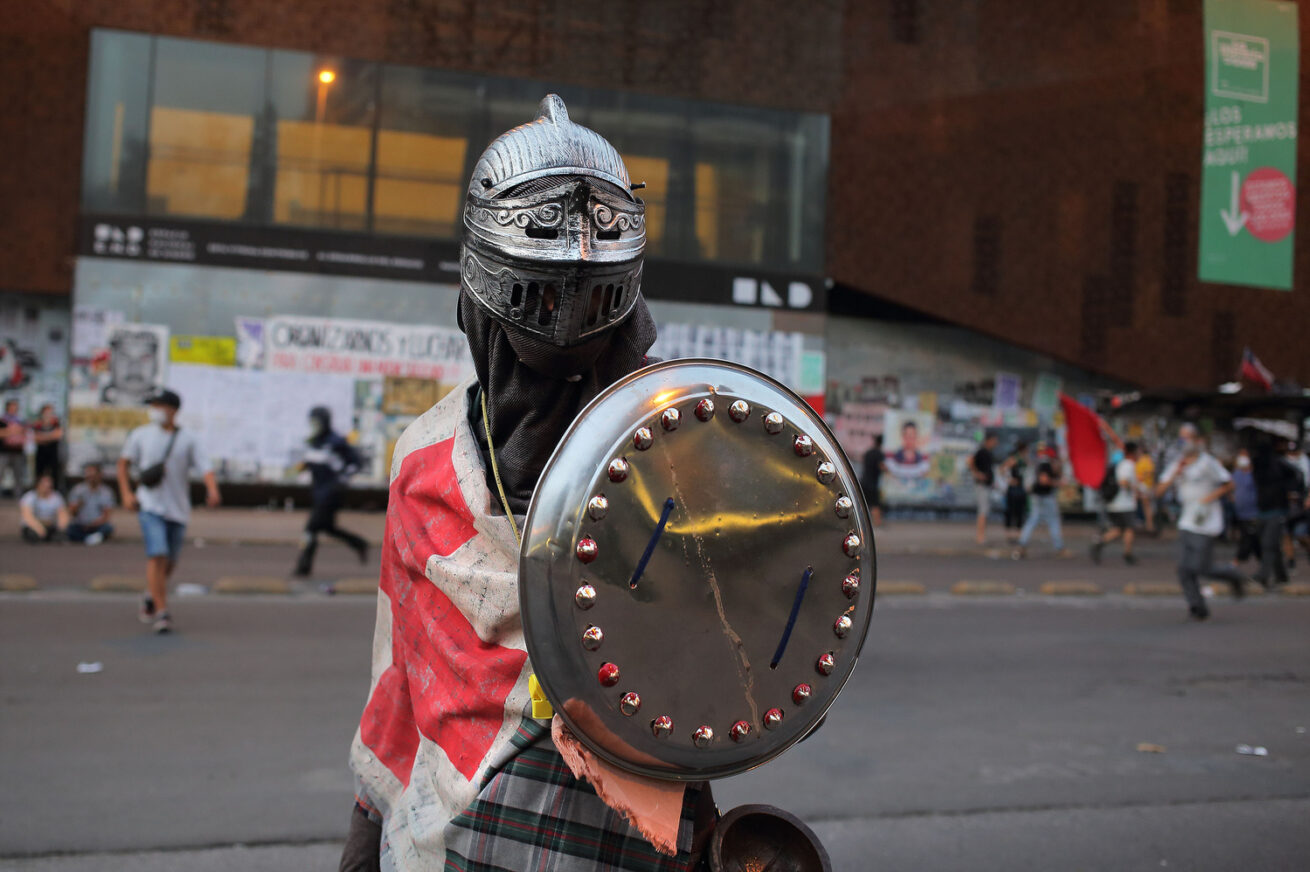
1199, 0, 1299, 290
994, 372, 1022, 411
649, 324, 810, 393
1, 299, 72, 416
66, 312, 475, 486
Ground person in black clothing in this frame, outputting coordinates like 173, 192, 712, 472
970, 432, 998, 544
1250, 434, 1300, 587
1002, 441, 1029, 544
862, 435, 887, 527
31, 403, 64, 488
293, 406, 369, 577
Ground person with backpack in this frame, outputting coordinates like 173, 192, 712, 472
1090, 441, 1141, 565
117, 389, 220, 634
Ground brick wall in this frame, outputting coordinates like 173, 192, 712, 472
2, 0, 1308, 389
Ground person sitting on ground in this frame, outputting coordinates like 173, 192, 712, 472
19, 473, 69, 543
67, 461, 116, 545
1091, 441, 1141, 566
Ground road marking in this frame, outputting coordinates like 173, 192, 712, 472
0, 573, 38, 592
213, 576, 292, 595
951, 580, 1016, 596
332, 578, 379, 595
1122, 582, 1179, 597
1039, 580, 1102, 596
877, 580, 927, 595
1280, 582, 1310, 596
88, 574, 147, 592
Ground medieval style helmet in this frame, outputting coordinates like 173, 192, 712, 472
460, 95, 646, 347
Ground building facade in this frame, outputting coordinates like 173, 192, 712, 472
2, 0, 1304, 505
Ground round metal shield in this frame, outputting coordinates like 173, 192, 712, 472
521, 359, 876, 780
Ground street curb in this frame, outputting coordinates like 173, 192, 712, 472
951, 580, 1016, 596
213, 576, 293, 595
1039, 580, 1102, 596
1122, 582, 1179, 597
876, 580, 927, 595
89, 574, 147, 592
1281, 582, 1310, 596
1205, 583, 1266, 597
332, 578, 379, 595
0, 573, 39, 592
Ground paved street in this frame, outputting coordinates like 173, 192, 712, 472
2, 554, 1308, 870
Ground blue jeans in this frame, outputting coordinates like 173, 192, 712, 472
1018, 494, 1063, 550
139, 511, 186, 561
67, 522, 114, 542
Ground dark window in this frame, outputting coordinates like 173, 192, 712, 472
891, 0, 921, 45
1162, 173, 1190, 317
1108, 181, 1138, 327
971, 215, 1000, 297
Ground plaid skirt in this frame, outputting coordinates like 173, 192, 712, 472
443, 718, 707, 871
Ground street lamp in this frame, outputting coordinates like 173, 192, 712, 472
318, 69, 336, 85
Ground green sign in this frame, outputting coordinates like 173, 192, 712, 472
1199, 0, 1299, 291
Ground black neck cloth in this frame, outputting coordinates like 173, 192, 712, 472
459, 289, 657, 516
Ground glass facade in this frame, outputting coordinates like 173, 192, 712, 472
82, 29, 829, 273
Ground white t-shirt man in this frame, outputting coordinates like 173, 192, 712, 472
1161, 452, 1231, 537
1107, 457, 1139, 513
120, 424, 211, 525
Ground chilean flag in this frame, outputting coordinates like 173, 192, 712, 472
1059, 393, 1106, 488
1240, 348, 1274, 391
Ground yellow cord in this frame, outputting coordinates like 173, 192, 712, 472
481, 388, 521, 544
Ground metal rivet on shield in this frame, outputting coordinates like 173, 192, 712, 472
833, 615, 852, 639
763, 412, 784, 435
576, 537, 599, 563
695, 398, 715, 421
620, 692, 641, 716
633, 427, 654, 451
575, 584, 597, 610
842, 532, 861, 557
842, 572, 860, 599
730, 720, 752, 743
652, 715, 673, 738
793, 434, 815, 457
834, 495, 853, 519
816, 461, 836, 484
693, 725, 715, 747
608, 458, 629, 482
661, 408, 681, 431
764, 708, 784, 730
729, 400, 751, 422
792, 683, 812, 705
816, 653, 836, 676
598, 662, 621, 687
588, 494, 609, 521
581, 625, 604, 651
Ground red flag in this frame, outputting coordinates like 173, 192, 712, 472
1240, 348, 1274, 391
1059, 393, 1106, 488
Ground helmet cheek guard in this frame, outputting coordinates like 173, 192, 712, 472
459, 95, 646, 347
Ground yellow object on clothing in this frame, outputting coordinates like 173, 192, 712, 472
529, 674, 554, 720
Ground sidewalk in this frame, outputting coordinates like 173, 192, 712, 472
0, 502, 1172, 556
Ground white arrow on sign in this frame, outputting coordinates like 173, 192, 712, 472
1220, 170, 1248, 236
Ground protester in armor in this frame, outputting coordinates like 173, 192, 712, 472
293, 406, 368, 577
342, 96, 713, 872
19, 472, 68, 542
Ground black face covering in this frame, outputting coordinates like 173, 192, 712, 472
460, 290, 657, 516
